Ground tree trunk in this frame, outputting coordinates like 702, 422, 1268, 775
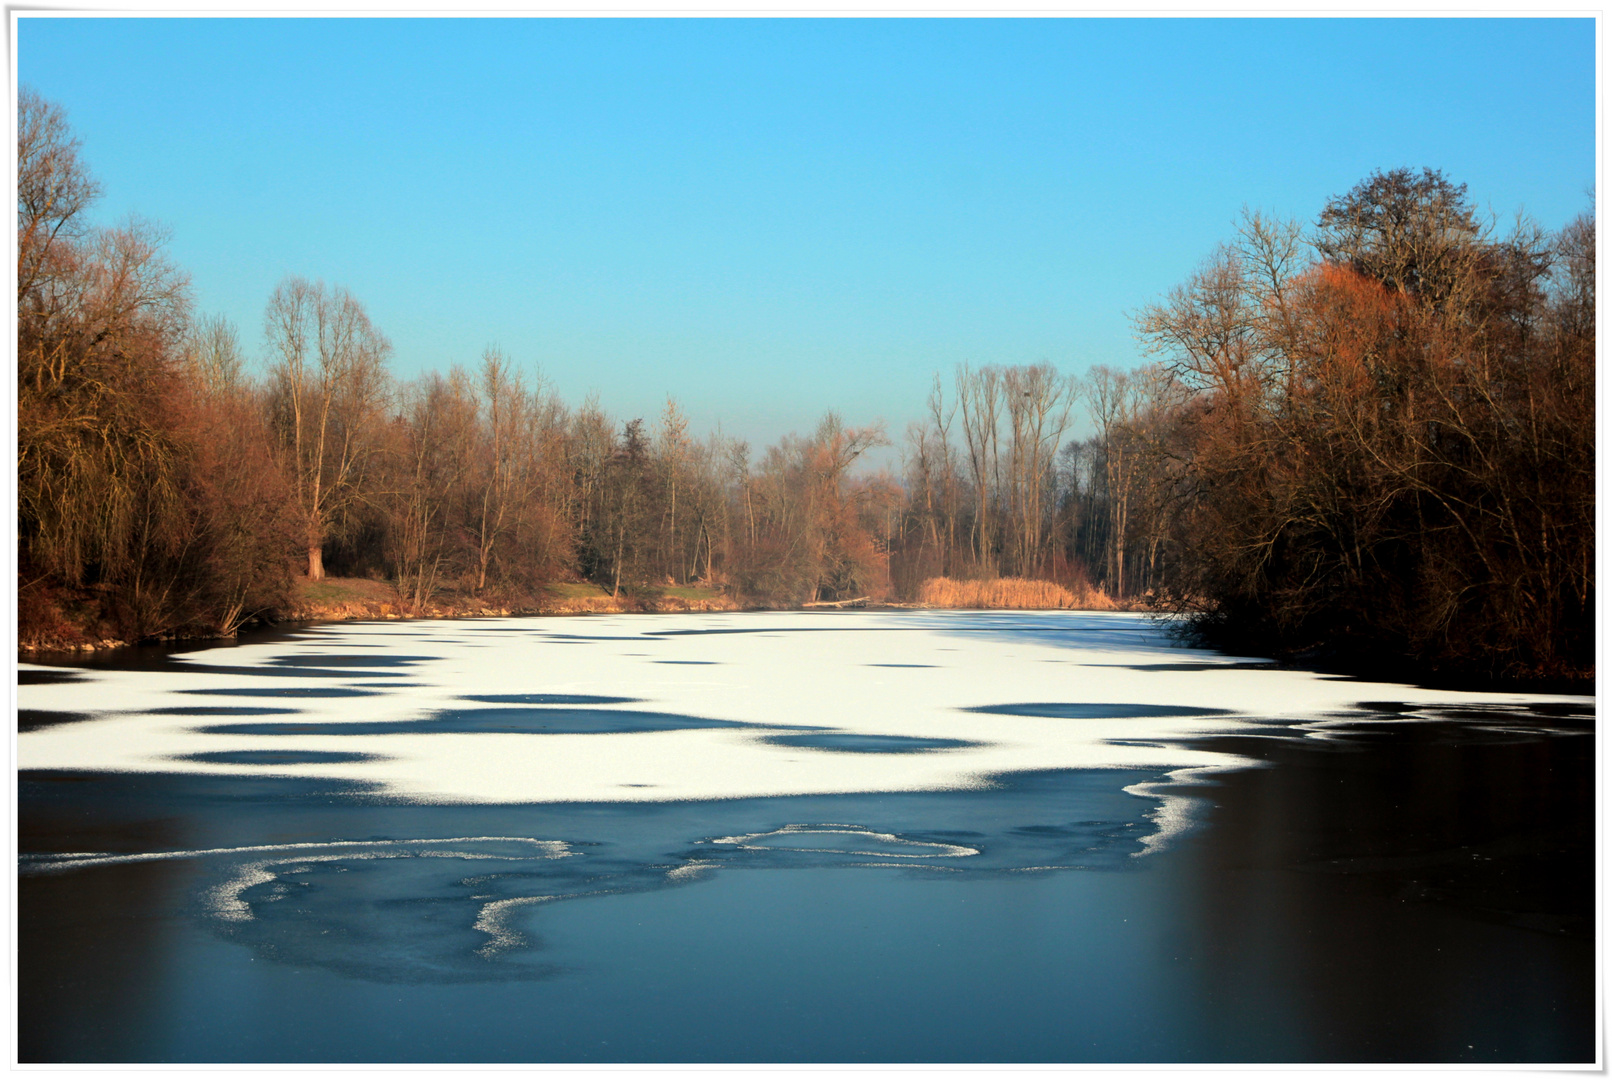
612, 531, 624, 599
307, 544, 325, 581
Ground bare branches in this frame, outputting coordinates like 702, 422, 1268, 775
17, 86, 101, 304
264, 275, 392, 579
1131, 171, 1594, 680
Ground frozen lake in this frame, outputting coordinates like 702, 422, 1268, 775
16, 610, 1597, 1062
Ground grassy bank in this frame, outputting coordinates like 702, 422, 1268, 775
17, 575, 1128, 653
283, 577, 741, 624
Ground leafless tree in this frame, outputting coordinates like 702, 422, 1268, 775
264, 276, 392, 580
17, 86, 101, 305
184, 313, 246, 398
955, 364, 1004, 573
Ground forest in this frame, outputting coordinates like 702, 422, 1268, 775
17, 88, 1595, 684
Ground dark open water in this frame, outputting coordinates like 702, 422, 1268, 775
16, 682, 1595, 1063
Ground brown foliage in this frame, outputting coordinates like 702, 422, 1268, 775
17, 90, 293, 644
1138, 173, 1594, 682
16, 89, 205, 638
728, 413, 893, 605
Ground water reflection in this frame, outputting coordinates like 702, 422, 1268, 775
1160, 719, 1593, 1062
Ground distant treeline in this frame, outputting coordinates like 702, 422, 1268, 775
18, 89, 1593, 682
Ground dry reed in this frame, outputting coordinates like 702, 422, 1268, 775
918, 576, 1117, 611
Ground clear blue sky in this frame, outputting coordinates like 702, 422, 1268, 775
17, 17, 1597, 459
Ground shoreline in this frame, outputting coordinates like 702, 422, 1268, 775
14, 598, 1130, 658
15, 603, 1591, 699
17, 574, 1135, 656
18, 582, 1582, 696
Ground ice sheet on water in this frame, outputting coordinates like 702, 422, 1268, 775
462, 694, 641, 705
148, 706, 302, 716
169, 662, 390, 680
702, 823, 981, 859
964, 703, 1234, 719
261, 654, 439, 668
1094, 661, 1278, 673
173, 750, 387, 766
196, 707, 785, 737
19, 611, 1585, 812
15, 614, 1595, 1004
177, 685, 379, 697
757, 733, 981, 753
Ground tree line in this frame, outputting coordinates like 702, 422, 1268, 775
18, 89, 1592, 682
1128, 170, 1595, 682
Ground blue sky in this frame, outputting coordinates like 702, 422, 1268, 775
17, 17, 1597, 457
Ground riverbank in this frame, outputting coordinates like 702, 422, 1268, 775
13, 576, 744, 653
17, 574, 1133, 654
284, 576, 742, 622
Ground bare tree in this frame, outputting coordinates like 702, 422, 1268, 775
731, 413, 888, 604
564, 394, 610, 534
386, 372, 475, 610
955, 364, 1003, 573
1001, 364, 1078, 577
184, 313, 246, 398
463, 348, 528, 594
264, 276, 392, 580
1315, 167, 1484, 311
600, 419, 652, 598
17, 86, 101, 305
726, 438, 755, 550
656, 397, 692, 583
